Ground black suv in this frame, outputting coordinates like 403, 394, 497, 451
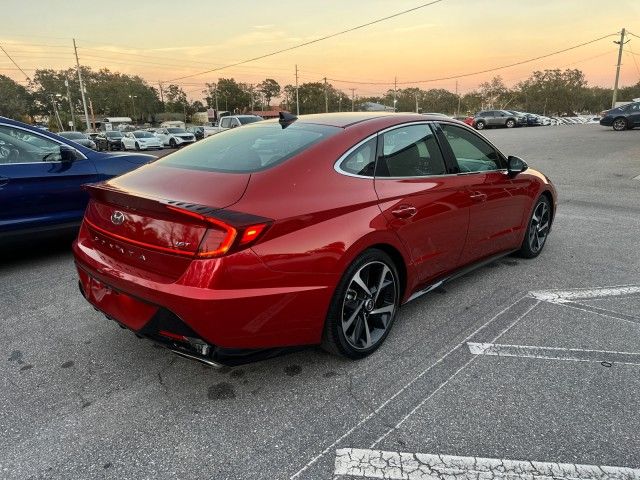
600, 102, 640, 131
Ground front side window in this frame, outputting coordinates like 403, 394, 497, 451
439, 123, 502, 172
376, 124, 446, 177
220, 118, 231, 128
0, 125, 75, 164
339, 137, 376, 176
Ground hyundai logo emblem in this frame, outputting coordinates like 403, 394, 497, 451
111, 211, 125, 225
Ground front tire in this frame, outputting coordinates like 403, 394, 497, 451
506, 119, 516, 128
322, 249, 400, 359
169, 138, 177, 148
612, 117, 627, 131
475, 120, 486, 130
517, 196, 552, 258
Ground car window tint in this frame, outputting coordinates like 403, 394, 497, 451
0, 125, 64, 164
339, 137, 376, 176
439, 123, 501, 172
158, 122, 339, 173
376, 124, 446, 177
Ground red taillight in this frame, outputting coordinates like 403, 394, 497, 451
197, 223, 237, 258
239, 223, 268, 245
166, 205, 270, 259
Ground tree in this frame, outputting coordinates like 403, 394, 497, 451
479, 76, 509, 109
257, 78, 281, 107
0, 75, 31, 121
164, 84, 188, 114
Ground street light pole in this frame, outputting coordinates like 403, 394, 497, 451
64, 77, 75, 128
129, 95, 137, 122
50, 94, 63, 131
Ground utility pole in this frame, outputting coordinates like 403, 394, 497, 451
455, 80, 461, 116
612, 28, 628, 108
415, 93, 419, 113
338, 97, 342, 112
73, 39, 91, 131
64, 77, 76, 128
323, 77, 329, 113
350, 88, 356, 112
214, 83, 219, 112
295, 64, 300, 115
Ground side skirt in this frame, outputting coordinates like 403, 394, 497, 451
405, 249, 518, 304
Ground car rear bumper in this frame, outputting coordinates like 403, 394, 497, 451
72, 225, 337, 353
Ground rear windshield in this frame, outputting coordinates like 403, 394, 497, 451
238, 116, 262, 125
106, 131, 123, 138
61, 132, 87, 139
157, 122, 340, 173
133, 131, 154, 138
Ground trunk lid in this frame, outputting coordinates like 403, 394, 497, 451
81, 167, 250, 279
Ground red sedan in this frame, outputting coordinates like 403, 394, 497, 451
74, 112, 556, 366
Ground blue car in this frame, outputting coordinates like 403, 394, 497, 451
0, 117, 153, 244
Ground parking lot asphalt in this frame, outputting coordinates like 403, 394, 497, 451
1, 125, 639, 479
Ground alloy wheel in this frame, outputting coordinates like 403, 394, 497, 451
613, 118, 626, 131
341, 261, 398, 351
528, 201, 550, 254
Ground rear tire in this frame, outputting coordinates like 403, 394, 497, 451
517, 196, 552, 259
321, 249, 400, 359
612, 117, 627, 131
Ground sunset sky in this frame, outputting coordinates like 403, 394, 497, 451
1, 0, 639, 99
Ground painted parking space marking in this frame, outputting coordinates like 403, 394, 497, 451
467, 342, 640, 367
559, 301, 640, 325
530, 285, 640, 304
333, 448, 640, 479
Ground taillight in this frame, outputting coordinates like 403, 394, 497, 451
197, 222, 237, 258
239, 223, 268, 245
167, 205, 270, 259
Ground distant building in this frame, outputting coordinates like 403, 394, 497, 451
249, 110, 287, 119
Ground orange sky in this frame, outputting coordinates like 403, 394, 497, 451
1, 0, 639, 99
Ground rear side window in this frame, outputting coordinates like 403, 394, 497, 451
376, 124, 446, 177
339, 138, 376, 176
158, 122, 340, 173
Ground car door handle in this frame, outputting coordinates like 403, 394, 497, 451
391, 205, 417, 218
0, 176, 9, 188
469, 191, 487, 202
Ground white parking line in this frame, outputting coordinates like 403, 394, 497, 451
288, 295, 532, 479
333, 448, 640, 479
530, 285, 640, 304
467, 342, 640, 367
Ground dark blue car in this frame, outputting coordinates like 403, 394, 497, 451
0, 117, 153, 244
599, 101, 640, 131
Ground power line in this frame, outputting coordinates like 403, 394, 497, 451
326, 32, 619, 86
0, 44, 31, 81
162, 0, 445, 82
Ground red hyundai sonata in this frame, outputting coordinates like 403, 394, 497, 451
73, 112, 556, 366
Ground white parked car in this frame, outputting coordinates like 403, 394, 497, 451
155, 127, 196, 148
121, 131, 163, 151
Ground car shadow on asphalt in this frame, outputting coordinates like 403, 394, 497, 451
0, 233, 76, 270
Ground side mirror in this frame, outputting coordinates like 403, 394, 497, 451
507, 155, 528, 176
59, 145, 77, 162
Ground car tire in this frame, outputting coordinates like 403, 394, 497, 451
475, 120, 486, 130
135, 142, 140, 151
612, 117, 627, 131
169, 139, 177, 148
517, 195, 552, 259
321, 249, 400, 359
506, 119, 516, 128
